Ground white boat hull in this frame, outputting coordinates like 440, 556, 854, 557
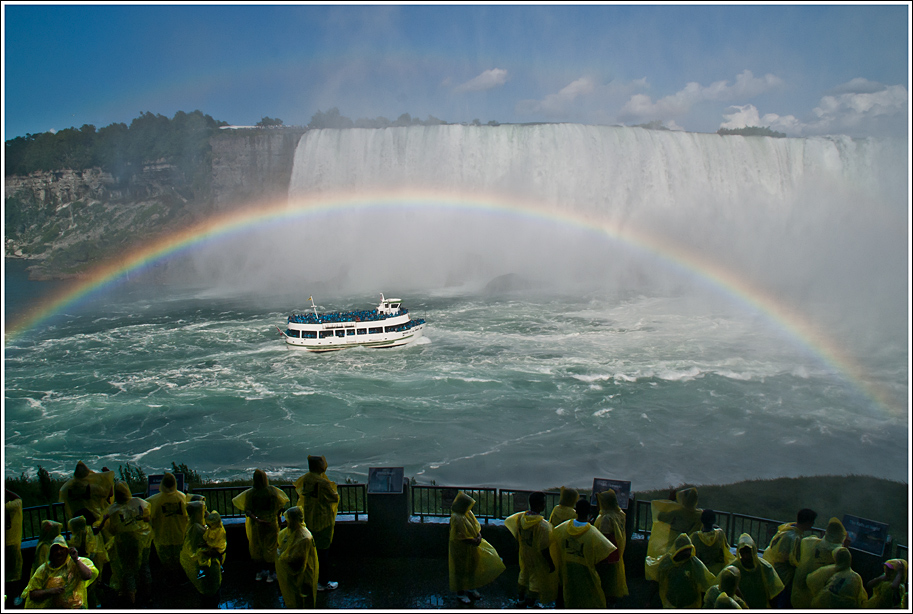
284, 324, 425, 352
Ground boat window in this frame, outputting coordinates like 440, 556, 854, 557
346, 329, 356, 336
385, 326, 397, 333
335, 330, 346, 338
319, 330, 334, 338
286, 329, 300, 338
357, 329, 367, 335
368, 327, 383, 334
303, 331, 317, 339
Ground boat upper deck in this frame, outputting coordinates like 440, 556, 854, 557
288, 308, 410, 326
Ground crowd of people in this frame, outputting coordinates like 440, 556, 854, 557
4, 466, 908, 610
288, 308, 405, 325
452, 485, 907, 609
5, 456, 339, 609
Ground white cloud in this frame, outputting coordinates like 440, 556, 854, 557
720, 79, 908, 137
515, 77, 598, 117
453, 68, 508, 93
618, 70, 783, 124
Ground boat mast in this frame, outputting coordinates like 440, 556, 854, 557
309, 296, 319, 319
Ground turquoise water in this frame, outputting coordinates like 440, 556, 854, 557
4, 259, 907, 490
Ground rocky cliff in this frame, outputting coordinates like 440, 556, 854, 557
4, 127, 306, 279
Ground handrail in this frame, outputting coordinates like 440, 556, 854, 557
411, 486, 498, 524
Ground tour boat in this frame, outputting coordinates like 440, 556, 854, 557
278, 294, 426, 352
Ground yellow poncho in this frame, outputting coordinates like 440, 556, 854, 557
146, 472, 188, 568
791, 517, 847, 609
595, 489, 628, 599
22, 535, 99, 609
504, 511, 558, 603
730, 532, 785, 608
703, 565, 749, 609
232, 469, 290, 563
180, 501, 221, 596
865, 558, 907, 609
762, 521, 806, 586
689, 527, 736, 577
6, 497, 23, 582
102, 482, 152, 593
448, 491, 505, 592
645, 488, 702, 581
58, 462, 115, 526
203, 511, 227, 564
552, 519, 616, 609
31, 520, 63, 577
653, 532, 716, 609
295, 456, 340, 550
807, 547, 867, 608
276, 507, 319, 608
547, 486, 578, 527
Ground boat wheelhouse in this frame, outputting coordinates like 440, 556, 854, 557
279, 294, 426, 352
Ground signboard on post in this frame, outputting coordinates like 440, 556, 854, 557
842, 514, 889, 556
590, 478, 632, 510
367, 467, 405, 494
147, 473, 185, 497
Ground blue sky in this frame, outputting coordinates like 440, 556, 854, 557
3, 3, 909, 139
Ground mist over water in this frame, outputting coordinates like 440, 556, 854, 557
4, 124, 908, 489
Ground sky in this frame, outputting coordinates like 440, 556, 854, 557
2, 3, 910, 140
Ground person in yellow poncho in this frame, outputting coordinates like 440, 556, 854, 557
145, 472, 188, 575
762, 507, 817, 608
180, 500, 222, 608
295, 455, 339, 591
58, 462, 115, 528
651, 532, 716, 608
276, 506, 319, 608
594, 489, 628, 603
67, 515, 104, 608
703, 565, 749, 609
791, 516, 848, 609
548, 486, 578, 528
102, 482, 152, 606
866, 558, 907, 609
645, 487, 702, 581
504, 491, 558, 607
552, 499, 616, 609
21, 535, 98, 609
730, 532, 784, 608
6, 489, 24, 598
233, 469, 290, 583
30, 520, 63, 577
689, 509, 735, 577
807, 546, 867, 608
203, 510, 227, 567
449, 491, 506, 604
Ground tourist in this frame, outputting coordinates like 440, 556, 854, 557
689, 509, 735, 577
180, 500, 222, 608
551, 499, 616, 609
66, 515, 104, 608
146, 472, 189, 576
5, 490, 24, 607
791, 516, 848, 608
865, 558, 907, 609
594, 489, 628, 603
729, 532, 784, 608
58, 462, 115, 529
204, 510, 228, 567
448, 491, 506, 604
20, 535, 98, 609
548, 486, 578, 527
645, 487, 702, 582
232, 469, 290, 583
102, 482, 153, 606
504, 491, 558, 607
295, 455, 340, 591
30, 520, 63, 577
276, 506, 319, 608
807, 546, 867, 608
702, 565, 748, 609
762, 507, 817, 607
651, 532, 716, 608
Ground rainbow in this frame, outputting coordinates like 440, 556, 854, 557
4, 188, 904, 416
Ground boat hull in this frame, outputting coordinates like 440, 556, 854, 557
284, 325, 425, 352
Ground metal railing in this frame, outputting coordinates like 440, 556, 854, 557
411, 486, 498, 523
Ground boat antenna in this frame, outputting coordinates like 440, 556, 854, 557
310, 296, 319, 319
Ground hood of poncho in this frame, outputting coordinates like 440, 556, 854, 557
452, 491, 475, 514
558, 486, 578, 507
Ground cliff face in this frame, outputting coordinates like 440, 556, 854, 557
4, 128, 306, 278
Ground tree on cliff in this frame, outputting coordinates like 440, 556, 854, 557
308, 108, 354, 129
257, 116, 284, 127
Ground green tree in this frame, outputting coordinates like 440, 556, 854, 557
256, 116, 284, 127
